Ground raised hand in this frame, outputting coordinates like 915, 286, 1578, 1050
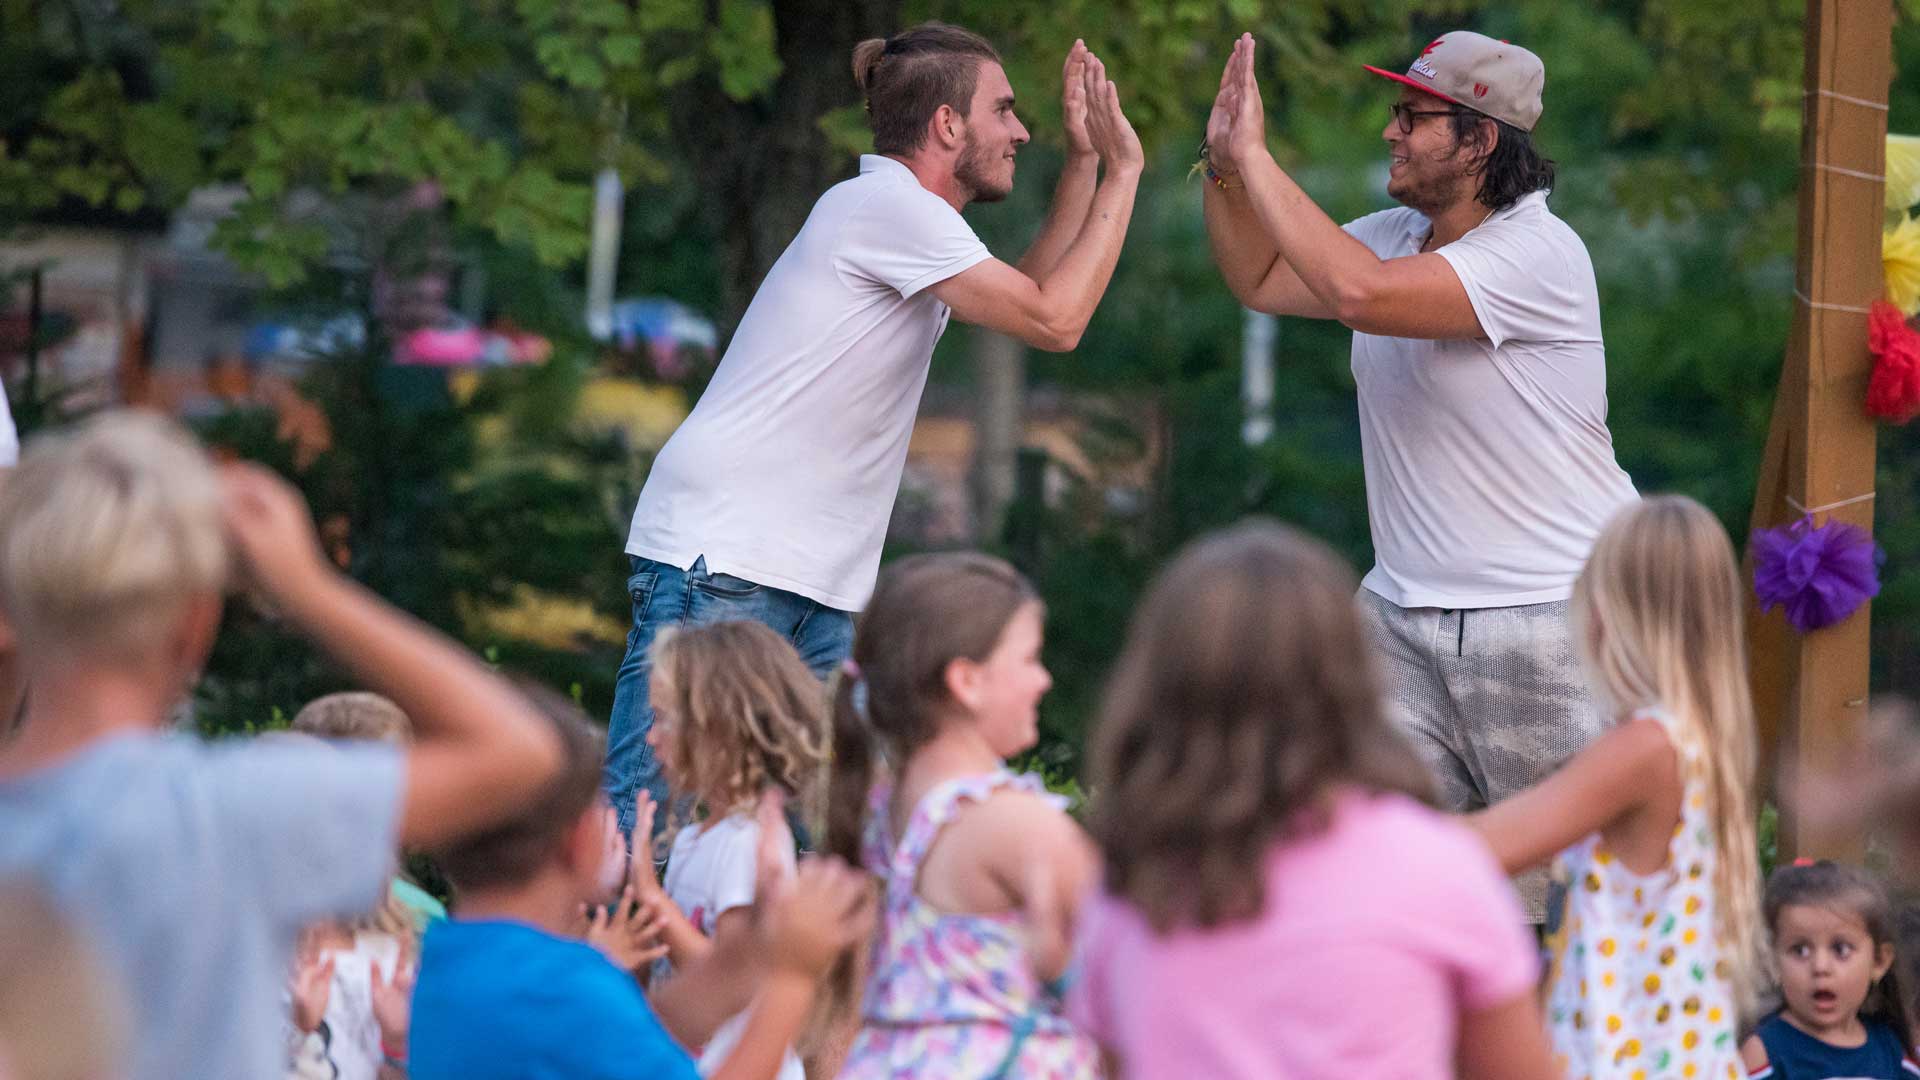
1210, 33, 1267, 173
628, 790, 667, 901
764, 856, 877, 979
220, 462, 333, 610
586, 886, 672, 973
288, 936, 335, 1035
1079, 48, 1144, 174
369, 956, 416, 1051
752, 787, 792, 902
1061, 40, 1094, 159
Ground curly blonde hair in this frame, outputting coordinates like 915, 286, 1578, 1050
649, 621, 831, 840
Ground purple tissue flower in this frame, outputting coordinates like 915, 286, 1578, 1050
1750, 515, 1882, 633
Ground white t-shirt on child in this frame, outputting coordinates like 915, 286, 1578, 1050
658, 813, 803, 1080
624, 154, 992, 612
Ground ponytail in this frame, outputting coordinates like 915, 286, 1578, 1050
851, 38, 886, 96
825, 663, 874, 869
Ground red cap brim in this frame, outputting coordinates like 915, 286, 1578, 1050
1361, 65, 1467, 109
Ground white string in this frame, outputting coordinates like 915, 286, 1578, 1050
1787, 491, 1877, 517
1805, 161, 1887, 182
1793, 288, 1873, 315
1806, 88, 1891, 112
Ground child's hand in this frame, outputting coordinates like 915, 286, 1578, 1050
370, 957, 415, 1050
629, 791, 667, 901
289, 939, 335, 1035
586, 886, 671, 974
764, 856, 876, 980
220, 463, 334, 607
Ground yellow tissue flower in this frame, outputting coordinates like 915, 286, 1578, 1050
1887, 213, 1920, 317
1890, 135, 1920, 213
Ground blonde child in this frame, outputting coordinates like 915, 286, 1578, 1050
622, 620, 831, 1080
1471, 495, 1765, 1079
1742, 861, 1919, 1079
0, 412, 565, 1080
1066, 520, 1556, 1079
824, 552, 1101, 1079
287, 693, 434, 1080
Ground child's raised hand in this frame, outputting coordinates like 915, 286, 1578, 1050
753, 787, 791, 899
219, 462, 333, 607
586, 886, 671, 974
629, 791, 667, 900
288, 938, 335, 1035
764, 856, 876, 979
369, 957, 415, 1051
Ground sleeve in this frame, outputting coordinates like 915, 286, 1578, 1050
206, 738, 407, 929
0, 376, 17, 468
1436, 823, 1540, 1010
1433, 221, 1585, 349
836, 186, 993, 299
1340, 207, 1413, 257
708, 818, 794, 921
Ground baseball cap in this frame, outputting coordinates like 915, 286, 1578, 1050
1363, 31, 1545, 132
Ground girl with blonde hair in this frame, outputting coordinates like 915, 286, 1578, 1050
1472, 495, 1766, 1080
625, 619, 832, 1080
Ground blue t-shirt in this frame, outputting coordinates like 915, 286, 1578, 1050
410, 918, 701, 1080
0, 730, 404, 1080
1753, 1013, 1920, 1079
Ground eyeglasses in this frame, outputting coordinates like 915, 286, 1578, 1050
1388, 103, 1459, 135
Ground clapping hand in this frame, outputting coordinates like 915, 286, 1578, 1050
1205, 33, 1268, 174
1079, 46, 1143, 174
586, 886, 672, 973
1060, 41, 1094, 160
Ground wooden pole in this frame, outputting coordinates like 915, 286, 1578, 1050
1746, 0, 1892, 861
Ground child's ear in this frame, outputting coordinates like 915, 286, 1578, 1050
1874, 940, 1896, 981
943, 656, 984, 714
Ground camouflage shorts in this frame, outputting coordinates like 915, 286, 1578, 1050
1357, 587, 1609, 921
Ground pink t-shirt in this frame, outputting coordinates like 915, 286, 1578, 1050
1067, 791, 1536, 1080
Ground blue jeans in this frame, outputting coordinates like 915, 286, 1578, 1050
603, 554, 855, 837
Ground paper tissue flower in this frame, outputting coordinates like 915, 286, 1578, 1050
1751, 515, 1881, 633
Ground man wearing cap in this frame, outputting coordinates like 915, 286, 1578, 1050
1201, 31, 1637, 917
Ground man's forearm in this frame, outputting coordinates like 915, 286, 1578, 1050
1236, 154, 1383, 313
1029, 168, 1141, 341
1017, 154, 1099, 280
1203, 180, 1282, 302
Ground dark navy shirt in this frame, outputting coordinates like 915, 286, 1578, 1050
1751, 1013, 1920, 1079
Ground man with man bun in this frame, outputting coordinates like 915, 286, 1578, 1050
605, 23, 1144, 832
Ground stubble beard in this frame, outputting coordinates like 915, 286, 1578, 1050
955, 130, 1012, 204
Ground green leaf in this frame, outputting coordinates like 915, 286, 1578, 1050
710, 0, 782, 100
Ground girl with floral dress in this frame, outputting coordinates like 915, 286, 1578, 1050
825, 552, 1100, 1079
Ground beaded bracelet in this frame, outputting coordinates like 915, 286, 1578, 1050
1196, 140, 1243, 191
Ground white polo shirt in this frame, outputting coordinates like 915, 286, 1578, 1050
1342, 191, 1637, 609
625, 155, 991, 611
0, 375, 16, 467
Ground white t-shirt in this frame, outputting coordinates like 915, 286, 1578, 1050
0, 375, 18, 467
1342, 191, 1637, 609
626, 155, 992, 611
657, 813, 803, 1080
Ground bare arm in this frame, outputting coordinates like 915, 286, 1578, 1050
1016, 42, 1099, 281
1203, 181, 1330, 317
1207, 34, 1482, 338
1455, 990, 1559, 1080
932, 50, 1143, 353
220, 464, 563, 851
1466, 716, 1675, 875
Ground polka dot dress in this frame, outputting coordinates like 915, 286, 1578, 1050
1543, 708, 1741, 1080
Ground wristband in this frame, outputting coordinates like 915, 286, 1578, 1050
381, 1039, 407, 1068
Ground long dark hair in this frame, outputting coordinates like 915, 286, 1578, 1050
822, 552, 1039, 1015
1449, 110, 1556, 211
1765, 860, 1917, 1056
1088, 519, 1434, 932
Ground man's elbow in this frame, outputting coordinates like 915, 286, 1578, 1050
1329, 280, 1381, 329
1026, 315, 1083, 353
